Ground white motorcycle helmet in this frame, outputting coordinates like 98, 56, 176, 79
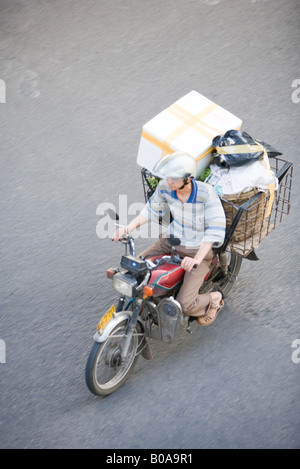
152, 151, 197, 179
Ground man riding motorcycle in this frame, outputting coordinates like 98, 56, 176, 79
113, 151, 226, 326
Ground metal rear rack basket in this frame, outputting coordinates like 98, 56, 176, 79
220, 157, 293, 256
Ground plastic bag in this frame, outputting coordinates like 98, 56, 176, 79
212, 130, 265, 168
206, 160, 277, 196
256, 140, 282, 158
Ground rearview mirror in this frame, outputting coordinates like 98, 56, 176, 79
107, 209, 119, 221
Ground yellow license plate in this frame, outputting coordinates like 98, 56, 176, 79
96, 304, 116, 332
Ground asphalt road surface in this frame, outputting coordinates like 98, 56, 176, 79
0, 0, 299, 449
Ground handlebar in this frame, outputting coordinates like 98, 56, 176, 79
146, 254, 197, 271
114, 235, 197, 270
114, 235, 136, 257
149, 255, 182, 269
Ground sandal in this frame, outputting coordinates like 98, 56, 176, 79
197, 299, 224, 326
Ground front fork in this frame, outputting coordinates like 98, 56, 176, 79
116, 296, 126, 313
121, 300, 141, 360
115, 295, 144, 360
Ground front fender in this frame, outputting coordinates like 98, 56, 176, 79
93, 311, 131, 343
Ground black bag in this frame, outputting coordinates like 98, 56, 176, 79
256, 140, 282, 158
212, 130, 266, 168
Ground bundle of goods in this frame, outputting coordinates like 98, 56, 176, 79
215, 154, 292, 256
201, 129, 281, 246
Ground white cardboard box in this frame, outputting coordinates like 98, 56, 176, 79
136, 90, 242, 178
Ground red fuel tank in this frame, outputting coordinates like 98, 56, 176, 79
147, 256, 185, 296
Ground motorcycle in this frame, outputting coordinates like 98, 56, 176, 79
85, 157, 292, 396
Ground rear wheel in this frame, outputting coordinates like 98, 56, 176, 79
85, 320, 139, 396
200, 251, 242, 297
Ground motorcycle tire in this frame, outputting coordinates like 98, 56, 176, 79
85, 319, 139, 396
200, 251, 242, 297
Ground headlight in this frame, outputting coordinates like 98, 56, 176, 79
113, 272, 138, 297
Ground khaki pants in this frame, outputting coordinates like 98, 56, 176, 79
139, 237, 213, 317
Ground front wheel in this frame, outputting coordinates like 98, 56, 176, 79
85, 320, 139, 396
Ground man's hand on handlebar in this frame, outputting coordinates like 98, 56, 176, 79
112, 226, 128, 243
112, 214, 148, 243
181, 256, 200, 272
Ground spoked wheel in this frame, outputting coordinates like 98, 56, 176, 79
200, 251, 242, 297
85, 320, 139, 396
